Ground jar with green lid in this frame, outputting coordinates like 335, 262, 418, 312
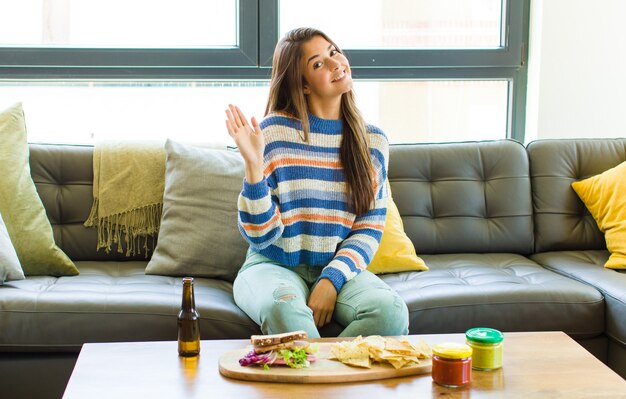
431, 342, 472, 388
465, 327, 504, 371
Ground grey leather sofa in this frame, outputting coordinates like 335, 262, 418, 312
1, 138, 625, 398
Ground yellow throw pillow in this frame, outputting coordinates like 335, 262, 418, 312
571, 160, 626, 269
368, 192, 428, 274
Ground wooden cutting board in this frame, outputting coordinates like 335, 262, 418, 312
218, 342, 432, 384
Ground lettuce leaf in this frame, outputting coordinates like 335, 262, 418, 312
279, 348, 310, 369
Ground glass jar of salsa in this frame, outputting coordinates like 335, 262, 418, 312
431, 342, 472, 388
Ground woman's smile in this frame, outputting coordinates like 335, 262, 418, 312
332, 70, 347, 82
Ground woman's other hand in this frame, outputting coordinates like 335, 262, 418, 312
225, 104, 265, 184
307, 279, 337, 328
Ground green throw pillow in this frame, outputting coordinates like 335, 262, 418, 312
0, 103, 78, 276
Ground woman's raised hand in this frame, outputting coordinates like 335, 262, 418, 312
225, 104, 265, 184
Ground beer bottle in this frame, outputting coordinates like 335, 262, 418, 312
178, 277, 200, 356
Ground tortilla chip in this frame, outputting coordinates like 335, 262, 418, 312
384, 337, 416, 354
410, 338, 432, 358
387, 358, 409, 369
362, 335, 386, 350
330, 342, 371, 368
343, 356, 372, 368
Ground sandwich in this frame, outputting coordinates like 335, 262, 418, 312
239, 330, 317, 369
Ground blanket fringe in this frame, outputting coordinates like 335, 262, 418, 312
84, 199, 162, 257
84, 197, 98, 228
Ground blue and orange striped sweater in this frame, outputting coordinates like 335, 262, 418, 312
237, 113, 389, 293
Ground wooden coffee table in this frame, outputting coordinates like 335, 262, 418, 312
62, 331, 626, 399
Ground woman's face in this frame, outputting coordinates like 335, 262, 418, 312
301, 35, 352, 103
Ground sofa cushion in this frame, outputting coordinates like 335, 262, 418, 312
380, 253, 604, 339
145, 140, 248, 282
0, 261, 260, 349
572, 161, 626, 269
388, 140, 534, 255
528, 138, 626, 253
0, 103, 78, 276
531, 250, 626, 346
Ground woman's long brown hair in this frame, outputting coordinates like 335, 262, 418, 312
265, 27, 375, 216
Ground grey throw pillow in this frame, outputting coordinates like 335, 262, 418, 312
145, 139, 248, 282
0, 211, 25, 283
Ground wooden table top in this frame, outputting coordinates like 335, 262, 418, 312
63, 331, 626, 399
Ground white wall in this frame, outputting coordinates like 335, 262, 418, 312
525, 0, 626, 142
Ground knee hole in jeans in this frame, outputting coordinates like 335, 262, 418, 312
273, 285, 297, 303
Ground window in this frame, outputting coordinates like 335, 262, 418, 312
0, 0, 238, 48
0, 0, 257, 72
356, 81, 508, 143
0, 0, 529, 144
0, 81, 268, 144
279, 0, 503, 49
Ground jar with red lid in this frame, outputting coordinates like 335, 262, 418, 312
431, 342, 472, 388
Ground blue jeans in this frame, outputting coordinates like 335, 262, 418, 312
233, 248, 409, 338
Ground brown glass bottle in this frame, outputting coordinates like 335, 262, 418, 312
178, 277, 200, 357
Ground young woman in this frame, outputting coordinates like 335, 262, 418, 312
225, 27, 409, 338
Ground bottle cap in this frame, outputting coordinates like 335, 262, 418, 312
465, 327, 504, 344
432, 342, 472, 359
182, 277, 194, 284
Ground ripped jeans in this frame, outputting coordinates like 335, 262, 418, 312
233, 248, 409, 338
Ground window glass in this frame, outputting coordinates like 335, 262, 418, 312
0, 82, 268, 144
1, 80, 506, 145
280, 0, 503, 49
354, 80, 508, 143
0, 0, 237, 48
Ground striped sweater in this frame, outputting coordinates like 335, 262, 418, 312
237, 113, 389, 293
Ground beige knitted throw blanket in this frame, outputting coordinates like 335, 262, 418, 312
84, 140, 165, 257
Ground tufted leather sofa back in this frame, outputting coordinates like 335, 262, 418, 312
28, 143, 152, 261
30, 139, 621, 261
388, 140, 534, 255
528, 138, 626, 253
